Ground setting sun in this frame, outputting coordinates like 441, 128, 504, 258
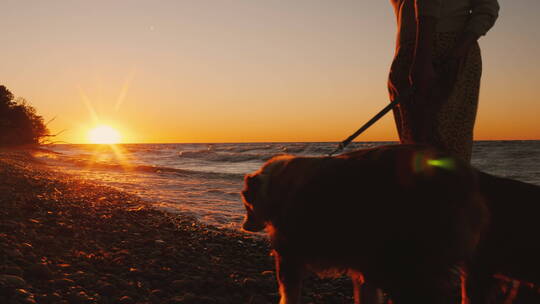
88, 125, 121, 144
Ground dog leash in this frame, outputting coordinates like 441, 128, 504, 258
328, 88, 414, 157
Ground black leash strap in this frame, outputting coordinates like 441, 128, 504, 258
328, 89, 413, 157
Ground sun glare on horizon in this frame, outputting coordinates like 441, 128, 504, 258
88, 125, 122, 144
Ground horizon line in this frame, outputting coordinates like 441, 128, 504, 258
54, 139, 540, 145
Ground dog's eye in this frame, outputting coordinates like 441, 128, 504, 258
243, 174, 262, 204
241, 189, 255, 204
246, 175, 261, 189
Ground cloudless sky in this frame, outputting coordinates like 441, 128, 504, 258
1, 0, 539, 143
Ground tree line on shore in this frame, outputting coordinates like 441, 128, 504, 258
0, 85, 50, 147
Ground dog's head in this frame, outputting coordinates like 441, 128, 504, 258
241, 173, 266, 232
241, 155, 292, 232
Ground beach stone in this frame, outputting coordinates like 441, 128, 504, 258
13, 288, 33, 297
149, 289, 165, 302
117, 295, 135, 304
127, 267, 143, 276
96, 281, 117, 296
14, 297, 37, 304
249, 294, 271, 304
4, 247, 23, 258
67, 290, 94, 304
77, 261, 93, 270
24, 252, 37, 261
242, 277, 258, 289
261, 270, 274, 277
12, 288, 37, 303
20, 242, 33, 250
52, 277, 75, 289
190, 293, 218, 304
26, 263, 52, 279
67, 271, 93, 285
166, 293, 199, 304
34, 293, 59, 304
0, 220, 20, 231
0, 274, 27, 288
150, 289, 164, 297
167, 296, 186, 304
267, 292, 280, 302
49, 292, 63, 302
170, 279, 190, 290
1, 265, 23, 276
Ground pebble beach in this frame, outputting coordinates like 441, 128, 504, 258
0, 149, 354, 304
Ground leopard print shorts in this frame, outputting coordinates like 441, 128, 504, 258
388, 32, 482, 162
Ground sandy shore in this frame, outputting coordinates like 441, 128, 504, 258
0, 149, 353, 304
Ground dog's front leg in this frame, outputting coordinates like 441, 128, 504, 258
274, 250, 304, 304
352, 276, 383, 304
466, 266, 501, 304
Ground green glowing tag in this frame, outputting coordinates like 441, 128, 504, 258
427, 158, 455, 170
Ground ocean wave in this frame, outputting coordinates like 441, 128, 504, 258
45, 156, 245, 180
210, 144, 275, 153
279, 145, 307, 153
206, 143, 309, 154
300, 142, 392, 156
178, 149, 278, 162
202, 189, 241, 198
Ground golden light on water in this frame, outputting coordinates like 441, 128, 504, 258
88, 125, 121, 144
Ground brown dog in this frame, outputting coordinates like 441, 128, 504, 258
241, 144, 488, 304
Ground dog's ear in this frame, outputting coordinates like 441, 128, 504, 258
241, 173, 268, 232
246, 173, 261, 190
242, 174, 262, 204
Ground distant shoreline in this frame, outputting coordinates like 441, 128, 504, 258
47, 139, 540, 146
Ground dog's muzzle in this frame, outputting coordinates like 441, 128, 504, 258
242, 213, 266, 232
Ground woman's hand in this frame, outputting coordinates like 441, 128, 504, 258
449, 31, 480, 60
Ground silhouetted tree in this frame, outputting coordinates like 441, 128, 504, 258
0, 85, 50, 146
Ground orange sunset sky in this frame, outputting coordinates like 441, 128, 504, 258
2, 1, 539, 144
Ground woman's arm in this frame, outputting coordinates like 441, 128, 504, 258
410, 16, 438, 100
465, 0, 500, 38
449, 32, 481, 59
450, 0, 500, 59
410, 0, 442, 101
411, 0, 499, 98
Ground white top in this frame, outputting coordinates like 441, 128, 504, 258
391, 0, 500, 42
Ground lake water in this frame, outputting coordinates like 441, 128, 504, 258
37, 141, 540, 229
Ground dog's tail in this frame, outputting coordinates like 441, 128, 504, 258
477, 171, 540, 211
